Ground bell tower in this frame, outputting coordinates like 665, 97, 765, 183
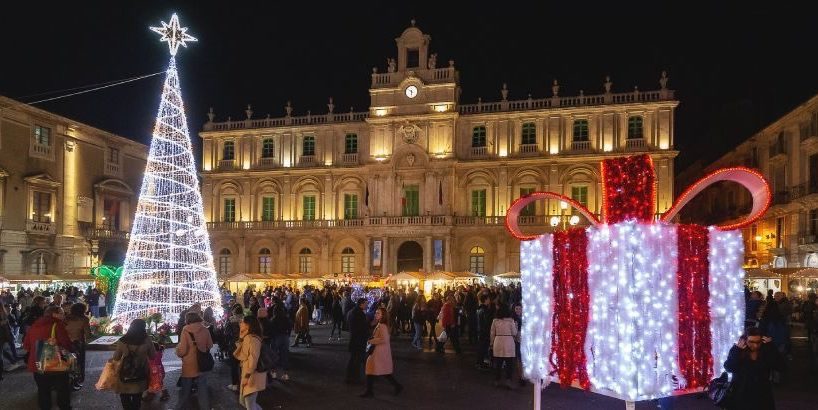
396, 19, 430, 72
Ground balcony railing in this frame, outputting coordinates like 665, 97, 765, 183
87, 228, 130, 241
571, 140, 591, 151
625, 138, 648, 149
206, 214, 599, 231
218, 159, 236, 170
471, 146, 488, 158
104, 161, 121, 176
341, 153, 358, 165
257, 157, 277, 168
298, 155, 316, 167
26, 220, 55, 234
769, 143, 787, 159
519, 144, 539, 154
459, 88, 675, 115
30, 142, 52, 159
205, 111, 369, 132
788, 183, 818, 201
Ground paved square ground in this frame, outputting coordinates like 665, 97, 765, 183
1, 325, 815, 409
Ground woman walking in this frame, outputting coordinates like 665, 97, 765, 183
233, 316, 266, 409
64, 303, 90, 390
112, 319, 156, 410
411, 297, 426, 350
490, 305, 518, 388
329, 292, 344, 341
176, 311, 214, 410
360, 307, 403, 398
23, 305, 73, 410
292, 299, 312, 347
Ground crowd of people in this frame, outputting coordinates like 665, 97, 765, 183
2, 281, 813, 409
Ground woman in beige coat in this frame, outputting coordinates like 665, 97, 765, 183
489, 304, 518, 388
175, 311, 214, 410
360, 307, 403, 398
233, 316, 266, 410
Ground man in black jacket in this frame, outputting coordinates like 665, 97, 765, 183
475, 295, 494, 369
345, 298, 369, 384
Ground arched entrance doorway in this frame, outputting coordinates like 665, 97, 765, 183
397, 241, 423, 272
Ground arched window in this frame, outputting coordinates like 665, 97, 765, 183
218, 248, 232, 276
261, 138, 275, 158
627, 116, 644, 139
302, 136, 315, 156
472, 126, 487, 147
299, 248, 313, 273
341, 247, 355, 273
469, 246, 485, 274
223, 141, 235, 160
31, 252, 48, 275
258, 248, 271, 273
572, 120, 589, 142
521, 122, 536, 145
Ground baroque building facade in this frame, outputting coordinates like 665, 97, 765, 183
679, 93, 818, 272
0, 96, 147, 281
200, 23, 678, 280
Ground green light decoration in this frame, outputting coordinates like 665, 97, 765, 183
91, 265, 123, 312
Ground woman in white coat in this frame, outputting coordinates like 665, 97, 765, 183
489, 304, 518, 387
233, 316, 267, 409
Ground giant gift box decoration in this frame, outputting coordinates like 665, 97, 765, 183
505, 154, 770, 401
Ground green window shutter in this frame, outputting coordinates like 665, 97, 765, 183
224, 198, 236, 222
262, 197, 275, 221
345, 134, 358, 154
303, 196, 316, 220
471, 189, 486, 217
402, 186, 419, 216
520, 187, 536, 216
571, 186, 588, 208
344, 194, 358, 219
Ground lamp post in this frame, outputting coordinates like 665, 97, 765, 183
549, 201, 581, 230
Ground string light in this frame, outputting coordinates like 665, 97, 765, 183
707, 228, 745, 377
112, 14, 222, 327
520, 235, 554, 383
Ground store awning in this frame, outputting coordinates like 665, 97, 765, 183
493, 272, 521, 279
744, 268, 780, 279
783, 268, 818, 278
389, 272, 423, 281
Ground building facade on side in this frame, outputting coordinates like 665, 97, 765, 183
677, 93, 818, 293
200, 23, 679, 281
0, 96, 148, 283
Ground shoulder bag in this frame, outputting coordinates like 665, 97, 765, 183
188, 331, 214, 372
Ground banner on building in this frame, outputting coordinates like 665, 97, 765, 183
434, 239, 443, 267
373, 240, 382, 268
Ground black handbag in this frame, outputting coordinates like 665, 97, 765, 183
188, 331, 214, 372
707, 372, 734, 408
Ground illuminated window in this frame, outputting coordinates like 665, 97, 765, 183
224, 198, 236, 222
573, 120, 589, 142
34, 125, 51, 145
303, 196, 316, 220
751, 224, 758, 252
571, 186, 588, 209
341, 247, 355, 273
261, 138, 275, 158
262, 197, 275, 221
472, 126, 487, 147
303, 136, 315, 156
344, 194, 358, 219
103, 198, 121, 230
218, 248, 232, 276
521, 122, 536, 145
299, 248, 313, 273
520, 187, 536, 216
223, 141, 235, 160
628, 116, 644, 139
31, 252, 48, 275
469, 246, 485, 274
258, 248, 271, 273
345, 133, 358, 154
32, 191, 52, 222
471, 189, 486, 217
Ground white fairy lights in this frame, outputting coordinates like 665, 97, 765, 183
585, 222, 681, 400
708, 228, 745, 377
112, 15, 222, 327
520, 235, 554, 383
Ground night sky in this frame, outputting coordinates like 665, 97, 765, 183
2, 2, 816, 172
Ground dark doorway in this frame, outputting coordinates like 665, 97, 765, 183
397, 241, 423, 272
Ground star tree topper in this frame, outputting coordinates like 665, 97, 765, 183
150, 13, 197, 56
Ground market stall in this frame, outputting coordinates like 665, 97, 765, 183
492, 271, 521, 285
779, 267, 818, 296
4, 274, 96, 291
223, 273, 276, 294
744, 268, 783, 295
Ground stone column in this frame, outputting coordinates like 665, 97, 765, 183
363, 235, 371, 274
424, 235, 433, 272
238, 237, 247, 274
444, 235, 452, 272
382, 236, 389, 275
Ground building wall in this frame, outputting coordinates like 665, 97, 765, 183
200, 24, 679, 279
0, 96, 148, 277
678, 94, 818, 271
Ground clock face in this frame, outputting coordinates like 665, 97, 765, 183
405, 85, 418, 99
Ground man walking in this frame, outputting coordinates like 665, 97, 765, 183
345, 298, 369, 384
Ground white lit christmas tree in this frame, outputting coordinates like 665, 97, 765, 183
112, 14, 222, 326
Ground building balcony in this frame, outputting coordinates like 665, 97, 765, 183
341, 153, 358, 165
800, 133, 818, 153
30, 142, 52, 159
625, 138, 648, 150
26, 220, 55, 235
86, 227, 130, 241
571, 140, 591, 152
519, 144, 539, 155
769, 144, 787, 165
104, 161, 121, 177
471, 146, 488, 158
788, 183, 818, 202
218, 159, 236, 170
298, 155, 316, 167
256, 157, 277, 169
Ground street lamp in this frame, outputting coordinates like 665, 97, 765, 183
550, 201, 580, 230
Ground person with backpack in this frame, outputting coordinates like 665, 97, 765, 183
176, 311, 214, 410
233, 316, 266, 410
112, 319, 156, 410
